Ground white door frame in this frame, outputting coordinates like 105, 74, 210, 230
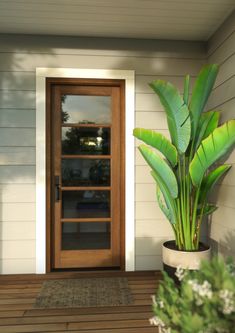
36, 68, 135, 273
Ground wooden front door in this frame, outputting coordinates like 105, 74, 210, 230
46, 79, 125, 270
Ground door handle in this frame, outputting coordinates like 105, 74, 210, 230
55, 176, 60, 201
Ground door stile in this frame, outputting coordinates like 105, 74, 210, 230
111, 87, 121, 266
52, 85, 63, 268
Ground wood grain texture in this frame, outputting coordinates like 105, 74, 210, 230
0, 271, 161, 333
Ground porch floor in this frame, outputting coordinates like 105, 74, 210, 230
0, 271, 161, 333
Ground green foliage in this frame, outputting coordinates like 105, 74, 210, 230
151, 257, 235, 333
149, 80, 191, 154
139, 144, 178, 198
133, 64, 235, 250
189, 64, 219, 140
133, 128, 178, 167
190, 121, 235, 187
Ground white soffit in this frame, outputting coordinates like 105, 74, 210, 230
0, 0, 234, 41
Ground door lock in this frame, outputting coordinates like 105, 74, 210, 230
55, 176, 60, 201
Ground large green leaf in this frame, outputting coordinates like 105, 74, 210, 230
197, 204, 218, 217
156, 185, 171, 221
199, 164, 231, 204
183, 74, 190, 105
149, 80, 191, 154
133, 128, 178, 166
203, 204, 218, 216
139, 144, 178, 198
194, 111, 220, 150
190, 120, 235, 187
155, 179, 177, 224
189, 64, 219, 139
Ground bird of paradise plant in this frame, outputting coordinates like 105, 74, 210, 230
133, 64, 235, 251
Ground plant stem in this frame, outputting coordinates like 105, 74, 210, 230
191, 188, 200, 249
195, 202, 205, 248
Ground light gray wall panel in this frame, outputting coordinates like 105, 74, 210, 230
0, 240, 35, 259
136, 237, 169, 255
136, 219, 174, 238
0, 34, 206, 58
214, 53, 235, 87
207, 12, 235, 259
0, 52, 204, 75
135, 255, 162, 271
0, 72, 35, 90
136, 75, 195, 94
207, 11, 235, 56
135, 184, 155, 202
0, 166, 35, 184
212, 184, 235, 208
0, 184, 35, 202
0, 109, 35, 127
0, 258, 35, 274
136, 111, 167, 129
211, 206, 235, 231
0, 222, 35, 240
0, 128, 35, 146
0, 90, 35, 109
0, 203, 35, 221
0, 147, 35, 165
0, 34, 206, 273
208, 31, 235, 65
209, 75, 235, 109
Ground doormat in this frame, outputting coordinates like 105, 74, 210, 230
34, 277, 133, 308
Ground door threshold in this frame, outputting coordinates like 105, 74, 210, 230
51, 266, 121, 273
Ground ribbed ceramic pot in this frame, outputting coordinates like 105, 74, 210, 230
162, 240, 211, 281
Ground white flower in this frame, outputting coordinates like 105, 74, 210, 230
149, 315, 165, 327
151, 295, 164, 308
149, 316, 171, 333
158, 300, 164, 309
188, 279, 212, 305
151, 295, 157, 306
175, 265, 187, 281
219, 289, 234, 315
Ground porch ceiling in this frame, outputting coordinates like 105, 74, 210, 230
0, 0, 234, 41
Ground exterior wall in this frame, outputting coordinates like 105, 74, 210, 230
0, 34, 205, 273
207, 11, 235, 259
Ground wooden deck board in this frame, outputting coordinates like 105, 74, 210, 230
0, 271, 160, 333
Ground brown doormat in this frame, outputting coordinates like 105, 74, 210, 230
34, 277, 133, 308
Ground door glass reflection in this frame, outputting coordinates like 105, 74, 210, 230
62, 127, 110, 155
62, 159, 110, 187
61, 95, 111, 124
62, 190, 110, 218
62, 222, 111, 250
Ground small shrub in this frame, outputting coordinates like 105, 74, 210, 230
151, 257, 235, 333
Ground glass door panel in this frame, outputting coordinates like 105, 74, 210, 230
61, 95, 111, 124
50, 82, 123, 269
62, 159, 110, 187
61, 222, 111, 250
62, 190, 110, 218
62, 127, 110, 155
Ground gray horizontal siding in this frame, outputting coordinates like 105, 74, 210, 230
207, 11, 235, 259
0, 34, 206, 273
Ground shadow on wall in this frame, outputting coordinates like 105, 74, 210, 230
0, 42, 56, 274
135, 236, 171, 271
209, 215, 235, 259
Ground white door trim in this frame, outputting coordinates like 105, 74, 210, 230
36, 68, 135, 273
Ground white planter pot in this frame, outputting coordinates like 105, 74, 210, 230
162, 241, 211, 279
